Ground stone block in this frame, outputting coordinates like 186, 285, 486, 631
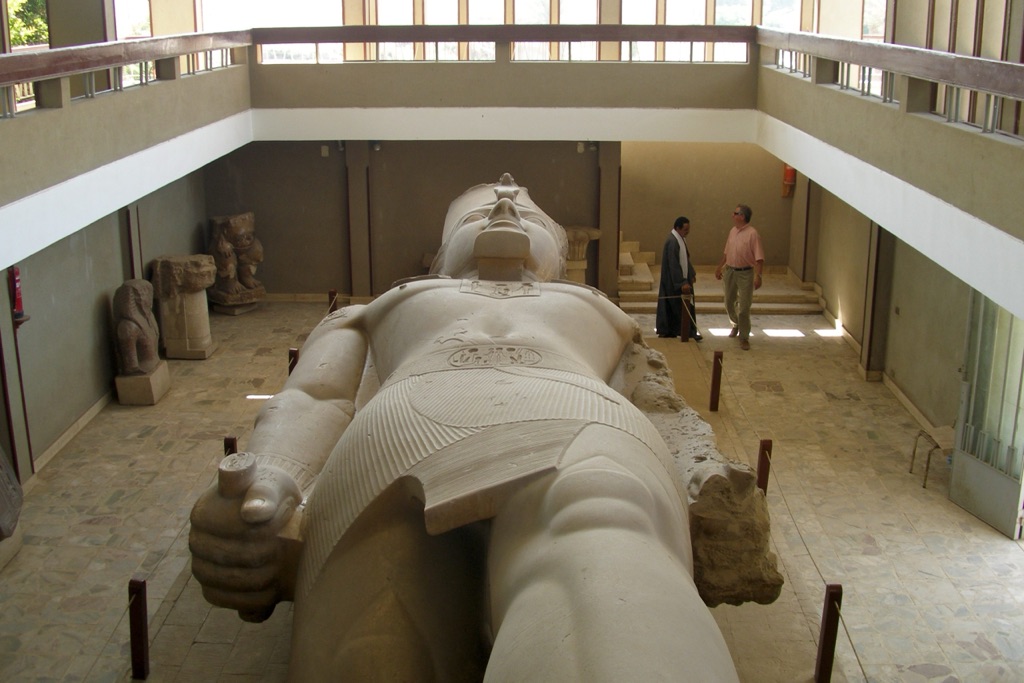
115, 361, 171, 405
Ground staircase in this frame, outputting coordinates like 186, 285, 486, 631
616, 240, 823, 316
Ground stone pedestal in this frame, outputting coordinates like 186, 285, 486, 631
115, 360, 171, 405
565, 227, 601, 284
151, 255, 218, 360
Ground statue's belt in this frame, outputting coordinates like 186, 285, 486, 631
382, 344, 594, 388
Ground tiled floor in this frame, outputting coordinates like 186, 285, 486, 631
2, 284, 1023, 682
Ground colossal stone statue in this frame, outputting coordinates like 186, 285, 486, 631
190, 175, 743, 681
207, 211, 266, 309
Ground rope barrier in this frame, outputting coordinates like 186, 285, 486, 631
687, 336, 869, 681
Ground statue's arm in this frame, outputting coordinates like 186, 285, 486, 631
247, 307, 368, 495
189, 306, 369, 621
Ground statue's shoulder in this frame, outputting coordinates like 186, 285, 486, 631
315, 302, 370, 331
548, 279, 610, 300
389, 274, 454, 289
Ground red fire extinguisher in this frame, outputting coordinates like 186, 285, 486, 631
782, 164, 797, 197
9, 267, 24, 320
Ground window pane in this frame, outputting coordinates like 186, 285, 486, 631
621, 0, 655, 62
716, 0, 752, 25
262, 43, 318, 63
424, 41, 460, 60
513, 0, 550, 59
665, 41, 705, 62
559, 0, 596, 61
666, 0, 705, 24
425, 0, 458, 24
622, 1, 655, 25
116, 0, 151, 39
515, 0, 550, 23
204, 0, 341, 30
714, 43, 747, 61
470, 0, 504, 24
378, 0, 413, 25
560, 0, 597, 23
378, 0, 413, 62
761, 0, 800, 31
862, 0, 886, 40
558, 42, 597, 60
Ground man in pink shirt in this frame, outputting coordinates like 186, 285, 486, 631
714, 204, 764, 350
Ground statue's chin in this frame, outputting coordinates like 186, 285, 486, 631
473, 228, 530, 261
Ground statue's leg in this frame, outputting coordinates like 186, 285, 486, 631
290, 481, 488, 682
485, 424, 738, 683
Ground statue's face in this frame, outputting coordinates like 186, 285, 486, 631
226, 221, 255, 248
435, 180, 564, 281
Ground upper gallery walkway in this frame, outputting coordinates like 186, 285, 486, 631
1, 25, 1023, 317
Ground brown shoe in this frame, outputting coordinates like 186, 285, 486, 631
740, 340, 750, 350
729, 327, 739, 338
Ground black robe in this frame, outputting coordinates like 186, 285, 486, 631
655, 231, 695, 337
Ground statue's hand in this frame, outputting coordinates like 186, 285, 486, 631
189, 453, 301, 622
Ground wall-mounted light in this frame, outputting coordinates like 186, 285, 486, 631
371, 141, 382, 152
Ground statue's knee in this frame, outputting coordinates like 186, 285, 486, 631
543, 457, 658, 536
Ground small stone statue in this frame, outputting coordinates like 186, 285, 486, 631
113, 279, 160, 376
113, 279, 170, 405
207, 212, 266, 308
151, 255, 217, 359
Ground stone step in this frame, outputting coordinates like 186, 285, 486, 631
618, 251, 635, 276
694, 292, 819, 305
620, 240, 641, 253
619, 300, 824, 316
620, 290, 820, 305
635, 251, 656, 265
617, 262, 654, 291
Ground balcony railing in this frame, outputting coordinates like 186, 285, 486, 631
758, 28, 1024, 138
2, 24, 1023, 137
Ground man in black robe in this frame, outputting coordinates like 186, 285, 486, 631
656, 216, 701, 341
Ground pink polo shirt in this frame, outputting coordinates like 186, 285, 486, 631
723, 224, 765, 268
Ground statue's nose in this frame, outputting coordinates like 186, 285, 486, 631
486, 198, 522, 227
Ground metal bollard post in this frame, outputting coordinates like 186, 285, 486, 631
814, 583, 843, 682
756, 439, 773, 494
710, 351, 723, 411
288, 347, 299, 375
223, 436, 237, 456
129, 576, 149, 679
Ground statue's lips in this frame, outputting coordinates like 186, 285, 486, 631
473, 227, 530, 259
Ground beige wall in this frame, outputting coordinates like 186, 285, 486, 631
757, 66, 1024, 245
894, 0, 932, 47
139, 172, 208, 275
365, 141, 601, 293
204, 143, 351, 296
884, 240, 970, 426
818, 0, 864, 38
0, 66, 251, 208
248, 61, 757, 110
814, 190, 871, 342
620, 142, 793, 267
17, 216, 125, 458
151, 0, 197, 35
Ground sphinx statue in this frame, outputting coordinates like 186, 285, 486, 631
113, 279, 169, 405
113, 279, 160, 376
189, 175, 747, 681
207, 211, 266, 309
